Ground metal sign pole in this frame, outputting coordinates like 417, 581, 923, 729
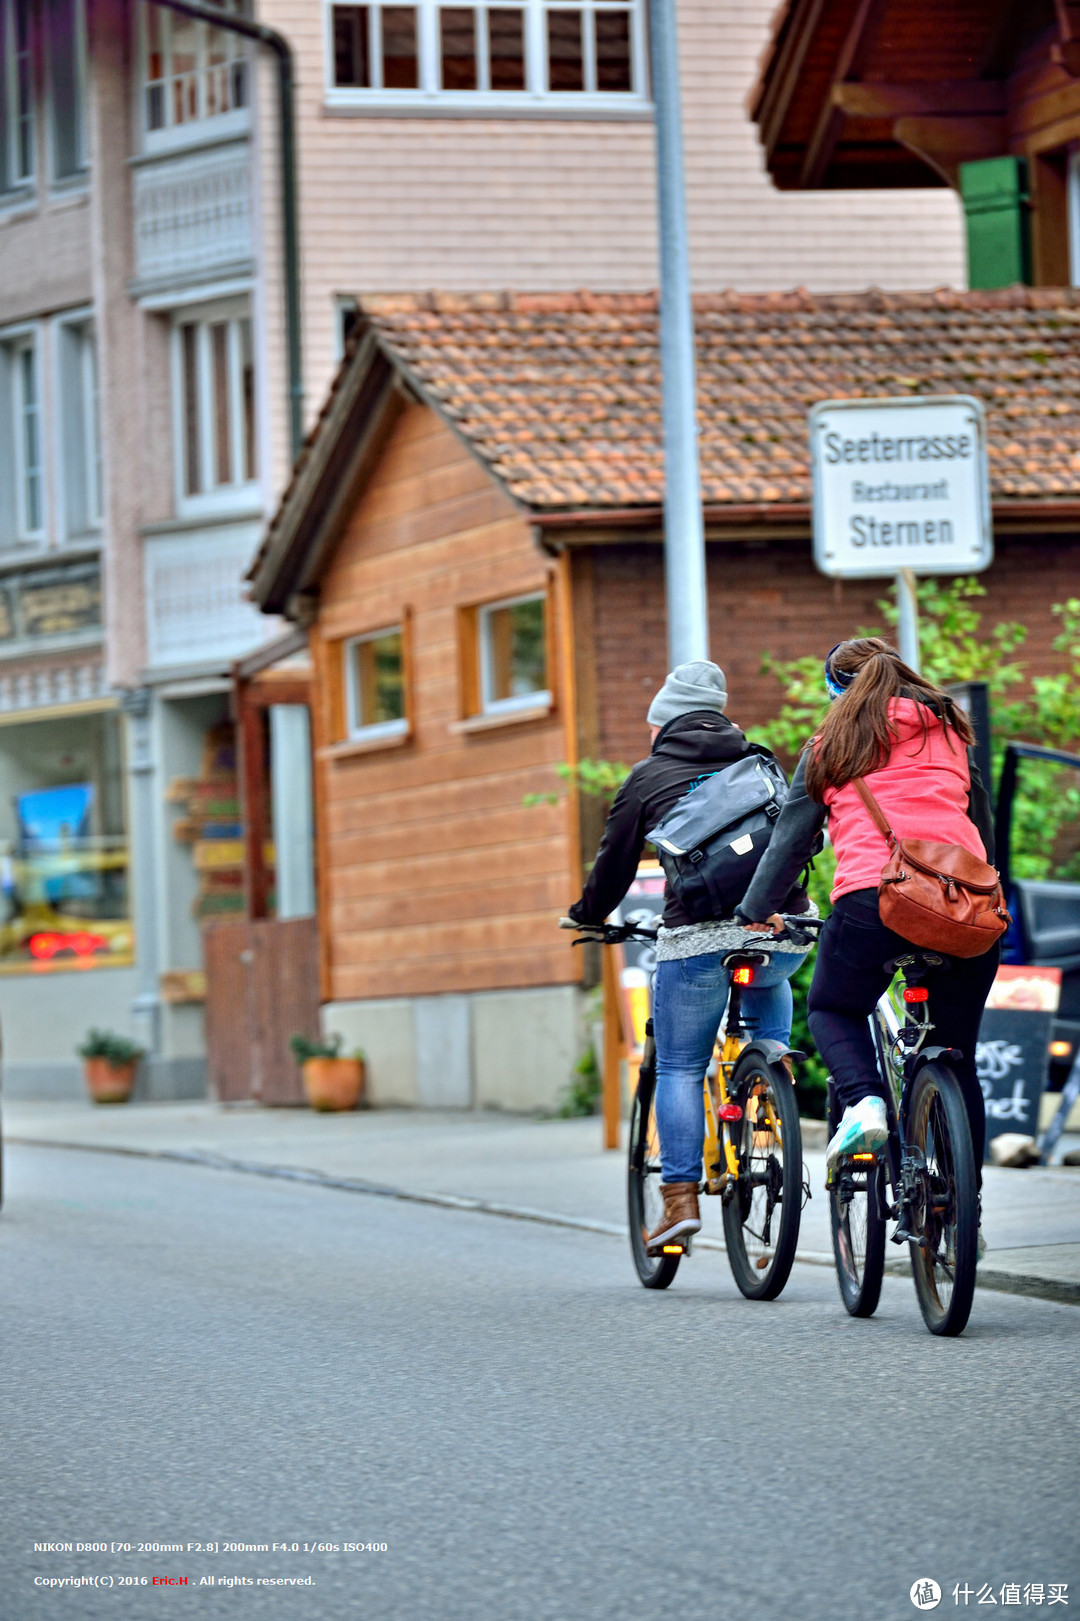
896, 567, 921, 674
648, 0, 709, 666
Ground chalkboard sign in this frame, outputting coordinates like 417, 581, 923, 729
975, 966, 1059, 1157
975, 1008, 1051, 1153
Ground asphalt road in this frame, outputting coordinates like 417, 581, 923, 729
2, 1146, 1076, 1621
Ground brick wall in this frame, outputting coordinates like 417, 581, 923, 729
584, 534, 1080, 770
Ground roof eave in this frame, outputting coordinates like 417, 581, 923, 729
249, 332, 401, 617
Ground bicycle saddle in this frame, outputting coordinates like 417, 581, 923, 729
883, 950, 951, 978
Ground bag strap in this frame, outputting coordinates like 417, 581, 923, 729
852, 777, 896, 846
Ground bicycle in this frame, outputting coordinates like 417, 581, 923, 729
561, 915, 820, 1301
826, 947, 979, 1337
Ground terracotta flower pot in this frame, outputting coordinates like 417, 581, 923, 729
84, 1058, 138, 1104
302, 1056, 364, 1112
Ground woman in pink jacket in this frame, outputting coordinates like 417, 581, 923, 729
738, 638, 998, 1182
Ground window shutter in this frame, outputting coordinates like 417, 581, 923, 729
960, 156, 1031, 290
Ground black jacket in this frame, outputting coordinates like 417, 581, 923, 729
736, 744, 996, 923
569, 711, 808, 929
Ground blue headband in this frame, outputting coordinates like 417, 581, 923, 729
824, 644, 855, 702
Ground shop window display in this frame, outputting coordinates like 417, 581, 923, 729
0, 709, 131, 968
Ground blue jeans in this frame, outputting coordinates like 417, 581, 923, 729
652, 952, 799, 1185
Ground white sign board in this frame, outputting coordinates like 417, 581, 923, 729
809, 395, 991, 579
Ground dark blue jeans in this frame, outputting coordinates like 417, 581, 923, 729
806, 889, 998, 1170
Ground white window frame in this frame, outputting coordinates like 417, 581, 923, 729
1, 0, 35, 193
54, 310, 103, 541
170, 297, 258, 519
478, 590, 550, 715
323, 0, 649, 113
46, 0, 89, 184
6, 325, 46, 544
344, 625, 409, 740
138, 0, 252, 155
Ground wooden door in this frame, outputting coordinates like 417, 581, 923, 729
203, 916, 320, 1104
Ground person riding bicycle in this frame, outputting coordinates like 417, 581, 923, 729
567, 660, 815, 1254
738, 638, 997, 1188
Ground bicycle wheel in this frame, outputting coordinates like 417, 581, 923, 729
827, 1084, 886, 1317
627, 1051, 680, 1289
906, 1060, 978, 1337
721, 1050, 802, 1300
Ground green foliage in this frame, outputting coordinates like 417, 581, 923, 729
77, 1028, 146, 1066
289, 1033, 366, 1064
524, 757, 631, 809
557, 1045, 602, 1117
786, 847, 835, 1120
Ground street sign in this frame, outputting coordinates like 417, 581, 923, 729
809, 395, 991, 580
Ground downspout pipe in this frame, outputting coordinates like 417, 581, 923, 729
149, 0, 303, 463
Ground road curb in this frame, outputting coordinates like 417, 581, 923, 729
9, 1135, 1078, 1307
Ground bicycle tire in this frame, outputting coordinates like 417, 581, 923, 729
827, 1085, 886, 1317
906, 1060, 978, 1337
627, 1057, 680, 1290
721, 1050, 802, 1300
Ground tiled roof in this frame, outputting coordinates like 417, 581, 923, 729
355, 287, 1080, 512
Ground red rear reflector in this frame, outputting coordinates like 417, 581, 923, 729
903, 986, 929, 1003
732, 966, 754, 986
718, 1103, 743, 1121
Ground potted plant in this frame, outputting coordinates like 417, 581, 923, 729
77, 1029, 146, 1104
290, 1033, 366, 1112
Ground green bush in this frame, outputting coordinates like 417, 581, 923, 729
558, 1046, 601, 1117
289, 1033, 366, 1064
77, 1029, 146, 1067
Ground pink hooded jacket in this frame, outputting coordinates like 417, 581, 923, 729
823, 698, 986, 903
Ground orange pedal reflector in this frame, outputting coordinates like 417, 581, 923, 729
1049, 1040, 1072, 1058
852, 1152, 877, 1162
718, 1103, 743, 1121
662, 1245, 684, 1255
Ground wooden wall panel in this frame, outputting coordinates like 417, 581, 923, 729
313, 403, 581, 1004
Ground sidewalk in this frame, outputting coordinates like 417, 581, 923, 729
5, 1099, 1079, 1304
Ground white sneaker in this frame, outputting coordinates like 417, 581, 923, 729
826, 1096, 889, 1170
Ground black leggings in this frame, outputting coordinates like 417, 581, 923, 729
806, 889, 998, 1170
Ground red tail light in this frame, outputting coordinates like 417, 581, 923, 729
903, 986, 929, 1003
732, 966, 754, 986
718, 1103, 743, 1121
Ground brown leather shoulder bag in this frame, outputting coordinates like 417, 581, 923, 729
851, 777, 1010, 959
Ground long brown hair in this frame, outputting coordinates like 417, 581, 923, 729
804, 637, 975, 802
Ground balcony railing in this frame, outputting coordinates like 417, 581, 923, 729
144, 521, 274, 669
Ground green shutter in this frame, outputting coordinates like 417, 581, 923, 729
960, 157, 1031, 290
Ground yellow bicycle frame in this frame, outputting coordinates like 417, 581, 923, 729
702, 1029, 784, 1195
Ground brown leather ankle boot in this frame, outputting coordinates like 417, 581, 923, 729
646, 1182, 702, 1255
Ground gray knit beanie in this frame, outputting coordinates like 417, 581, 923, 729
647, 661, 728, 728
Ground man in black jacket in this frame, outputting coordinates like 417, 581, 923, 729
568, 661, 813, 1254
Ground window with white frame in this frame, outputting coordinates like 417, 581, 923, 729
344, 626, 408, 738
478, 592, 548, 713
12, 334, 44, 541
327, 1, 646, 105
1, 0, 34, 192
142, 0, 250, 144
57, 318, 102, 538
173, 303, 257, 511
46, 0, 89, 181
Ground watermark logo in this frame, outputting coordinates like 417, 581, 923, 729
912, 1580, 943, 1611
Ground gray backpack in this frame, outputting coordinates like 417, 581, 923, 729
646, 753, 789, 922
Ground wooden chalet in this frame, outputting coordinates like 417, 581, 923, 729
248, 289, 1080, 1111
752, 0, 1080, 286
